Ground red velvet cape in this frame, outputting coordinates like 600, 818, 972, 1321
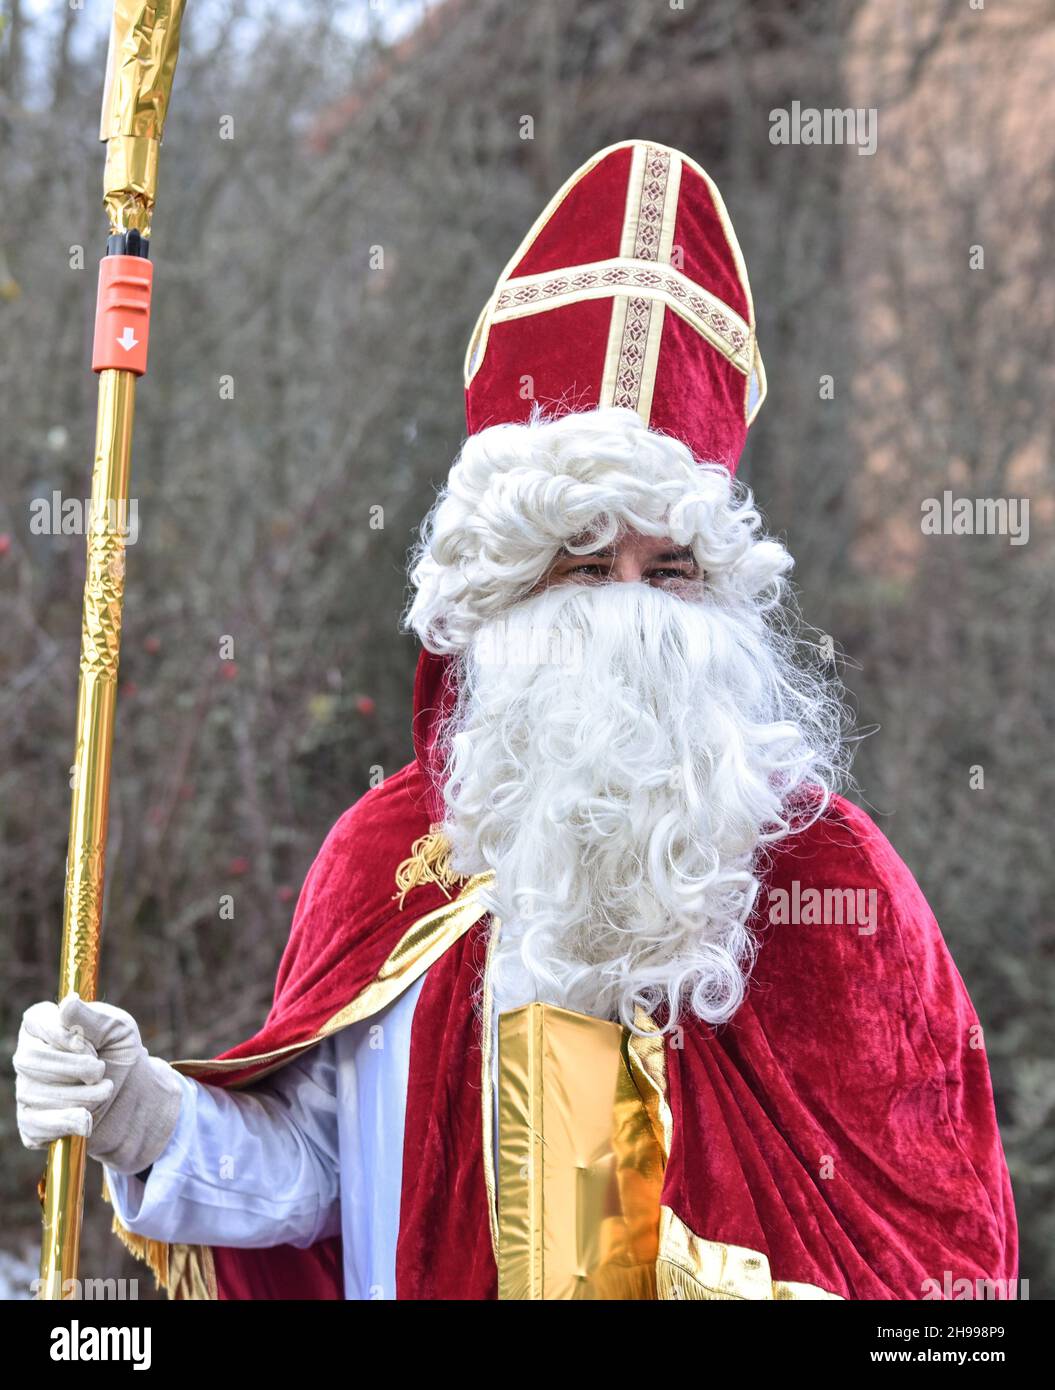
174, 649, 1017, 1299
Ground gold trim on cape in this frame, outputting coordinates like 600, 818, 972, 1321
656, 1206, 844, 1301
104, 871, 496, 1297
167, 871, 494, 1080
480, 912, 501, 1260
625, 1008, 672, 1160
627, 1014, 842, 1300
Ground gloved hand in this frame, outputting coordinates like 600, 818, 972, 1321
15, 992, 184, 1175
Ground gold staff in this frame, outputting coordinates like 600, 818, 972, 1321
37, 0, 187, 1301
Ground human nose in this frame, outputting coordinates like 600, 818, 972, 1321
609, 556, 644, 583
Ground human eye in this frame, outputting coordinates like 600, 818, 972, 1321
648, 563, 698, 581
564, 560, 610, 580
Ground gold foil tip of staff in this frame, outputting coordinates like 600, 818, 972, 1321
99, 0, 187, 235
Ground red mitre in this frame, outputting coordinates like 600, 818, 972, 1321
463, 138, 767, 472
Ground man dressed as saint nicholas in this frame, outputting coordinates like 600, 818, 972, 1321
15, 141, 1018, 1301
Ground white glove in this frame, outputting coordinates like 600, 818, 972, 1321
15, 992, 184, 1175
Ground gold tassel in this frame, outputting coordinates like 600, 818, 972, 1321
393, 825, 464, 909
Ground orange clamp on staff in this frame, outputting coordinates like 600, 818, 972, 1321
91, 252, 153, 376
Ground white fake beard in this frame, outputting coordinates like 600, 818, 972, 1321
438, 581, 836, 1031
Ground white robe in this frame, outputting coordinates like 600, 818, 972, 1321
104, 974, 435, 1300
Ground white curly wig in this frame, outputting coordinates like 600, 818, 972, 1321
403, 405, 851, 1031
405, 404, 792, 654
